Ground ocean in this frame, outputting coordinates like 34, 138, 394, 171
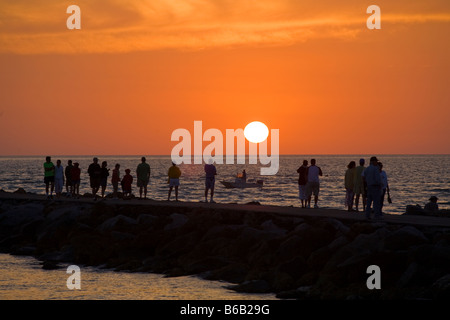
0, 155, 448, 214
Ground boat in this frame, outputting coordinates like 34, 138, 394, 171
220, 176, 263, 189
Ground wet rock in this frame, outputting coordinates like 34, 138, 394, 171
42, 260, 61, 270
227, 280, 271, 293
206, 262, 250, 284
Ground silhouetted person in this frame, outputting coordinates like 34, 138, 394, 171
71, 162, 81, 199
100, 161, 109, 198
378, 162, 390, 213
111, 163, 121, 199
88, 157, 101, 201
354, 158, 366, 212
168, 162, 181, 201
242, 170, 247, 183
424, 196, 439, 214
363, 156, 382, 220
65, 160, 73, 197
306, 159, 323, 209
54, 159, 64, 199
121, 169, 133, 200
297, 160, 308, 208
204, 160, 217, 203
345, 161, 356, 212
44, 156, 55, 200
136, 157, 151, 199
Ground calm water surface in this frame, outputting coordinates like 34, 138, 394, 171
0, 254, 276, 300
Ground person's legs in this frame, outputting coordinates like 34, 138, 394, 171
380, 189, 386, 213
373, 188, 382, 218
144, 185, 148, 199
204, 187, 209, 202
365, 188, 374, 219
139, 186, 143, 199
313, 182, 319, 208
175, 186, 179, 201
210, 185, 215, 202
168, 186, 173, 200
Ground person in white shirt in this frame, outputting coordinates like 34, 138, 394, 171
378, 162, 390, 213
54, 159, 65, 199
306, 159, 323, 209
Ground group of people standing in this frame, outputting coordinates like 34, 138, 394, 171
297, 156, 390, 220
344, 156, 390, 220
43, 156, 151, 201
43, 156, 218, 203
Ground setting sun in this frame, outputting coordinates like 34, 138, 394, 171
244, 121, 269, 144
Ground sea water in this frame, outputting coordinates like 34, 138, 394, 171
0, 253, 276, 300
0, 155, 448, 214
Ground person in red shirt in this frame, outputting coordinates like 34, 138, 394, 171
71, 162, 81, 199
121, 169, 133, 200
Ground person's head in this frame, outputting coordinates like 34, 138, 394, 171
141, 157, 146, 163
93, 157, 98, 164
378, 162, 383, 170
74, 162, 79, 168
102, 161, 107, 168
348, 161, 356, 169
359, 158, 365, 166
311, 159, 316, 166
370, 156, 378, 165
68, 160, 72, 166
429, 196, 438, 203
303, 160, 308, 166
56, 159, 61, 166
115, 163, 120, 169
125, 169, 131, 174
46, 156, 51, 162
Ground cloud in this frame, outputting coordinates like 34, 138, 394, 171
0, 0, 449, 54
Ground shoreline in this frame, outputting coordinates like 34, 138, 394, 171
1, 190, 450, 299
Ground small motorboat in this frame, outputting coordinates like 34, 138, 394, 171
220, 175, 263, 189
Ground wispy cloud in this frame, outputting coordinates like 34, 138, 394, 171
1, 0, 449, 54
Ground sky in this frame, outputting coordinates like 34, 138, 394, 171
0, 0, 449, 155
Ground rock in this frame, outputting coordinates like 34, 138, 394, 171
13, 188, 27, 194
260, 219, 287, 236
136, 214, 158, 226
383, 226, 429, 251
431, 274, 450, 299
97, 215, 137, 232
404, 205, 425, 216
227, 280, 271, 293
42, 260, 61, 270
206, 263, 250, 284
276, 286, 312, 299
164, 213, 188, 231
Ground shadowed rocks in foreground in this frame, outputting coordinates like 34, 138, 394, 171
1, 195, 450, 300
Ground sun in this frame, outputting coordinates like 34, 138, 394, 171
244, 121, 269, 143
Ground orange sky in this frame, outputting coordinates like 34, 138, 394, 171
0, 0, 449, 155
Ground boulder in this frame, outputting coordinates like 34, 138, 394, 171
164, 213, 188, 231
383, 226, 429, 251
97, 215, 137, 233
13, 188, 27, 194
227, 280, 271, 293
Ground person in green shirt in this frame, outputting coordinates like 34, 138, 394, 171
136, 157, 151, 200
44, 156, 55, 199
168, 162, 181, 201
